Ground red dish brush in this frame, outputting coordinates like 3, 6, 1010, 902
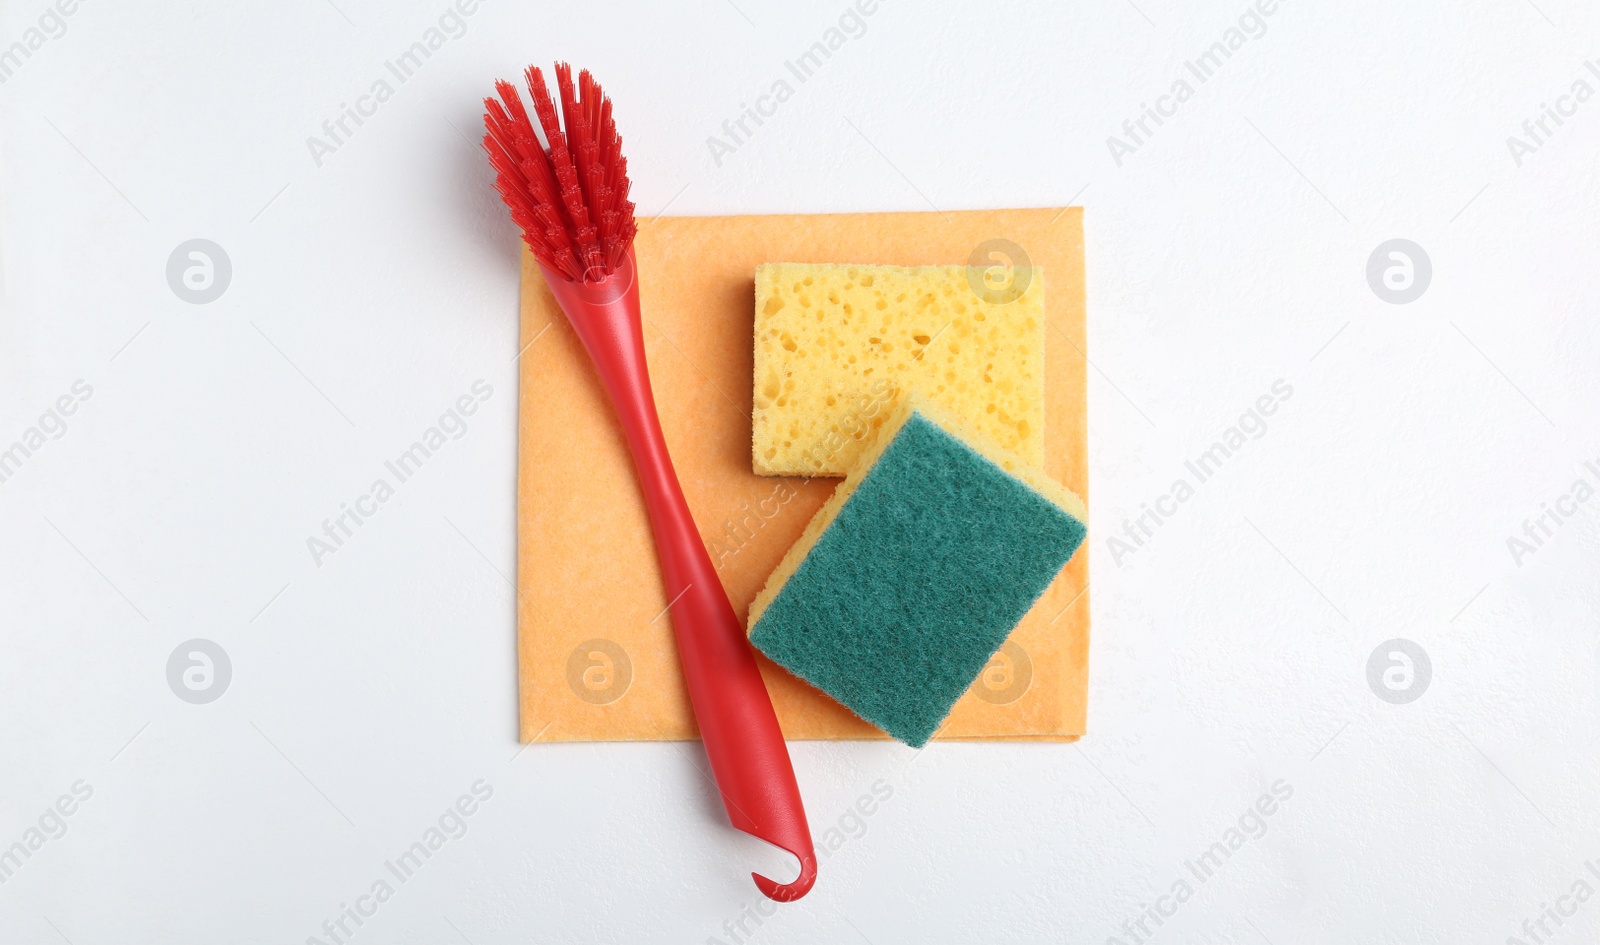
483, 63, 816, 902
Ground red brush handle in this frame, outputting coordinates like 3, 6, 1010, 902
539, 249, 816, 902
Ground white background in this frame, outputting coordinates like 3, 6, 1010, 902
3, 0, 1599, 942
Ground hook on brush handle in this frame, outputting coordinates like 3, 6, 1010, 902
538, 251, 817, 902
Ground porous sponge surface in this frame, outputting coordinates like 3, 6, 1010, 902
748, 408, 1086, 747
752, 262, 1044, 477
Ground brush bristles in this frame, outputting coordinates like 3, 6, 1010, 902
483, 63, 637, 282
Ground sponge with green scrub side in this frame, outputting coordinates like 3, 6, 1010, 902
747, 397, 1087, 747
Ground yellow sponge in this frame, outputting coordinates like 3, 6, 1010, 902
751, 262, 1045, 477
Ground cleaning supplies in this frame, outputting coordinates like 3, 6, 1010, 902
483, 64, 815, 902
748, 397, 1087, 747
752, 262, 1045, 477
516, 207, 1091, 746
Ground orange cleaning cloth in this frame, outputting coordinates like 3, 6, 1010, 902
516, 208, 1087, 742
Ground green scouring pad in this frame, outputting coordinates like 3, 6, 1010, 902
747, 398, 1088, 747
